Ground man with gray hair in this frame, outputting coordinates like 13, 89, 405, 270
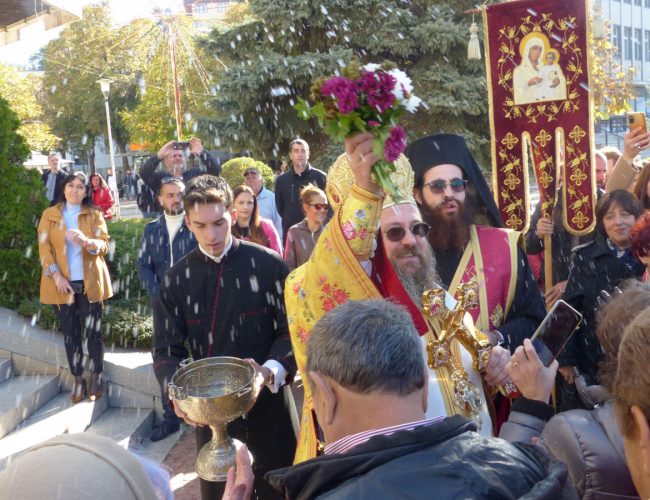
41, 154, 66, 205
260, 299, 576, 499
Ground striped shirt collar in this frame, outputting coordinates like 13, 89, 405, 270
324, 416, 445, 456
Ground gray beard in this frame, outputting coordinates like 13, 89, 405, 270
393, 244, 442, 308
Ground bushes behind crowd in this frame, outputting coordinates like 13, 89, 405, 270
17, 219, 153, 348
0, 96, 48, 310
221, 157, 275, 190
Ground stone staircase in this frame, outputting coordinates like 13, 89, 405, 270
0, 307, 182, 470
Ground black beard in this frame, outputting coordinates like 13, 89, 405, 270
392, 243, 441, 308
419, 199, 473, 252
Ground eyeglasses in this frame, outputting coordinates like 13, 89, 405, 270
307, 203, 329, 211
383, 222, 430, 242
423, 178, 468, 195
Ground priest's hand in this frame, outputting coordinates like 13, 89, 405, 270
544, 280, 567, 309
484, 345, 510, 387
244, 358, 272, 406
506, 339, 557, 403
344, 132, 381, 195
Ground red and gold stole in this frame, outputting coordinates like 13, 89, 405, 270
449, 225, 519, 331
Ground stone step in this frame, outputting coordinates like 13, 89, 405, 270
0, 391, 109, 469
0, 375, 59, 440
86, 407, 155, 451
135, 425, 187, 464
0, 358, 12, 384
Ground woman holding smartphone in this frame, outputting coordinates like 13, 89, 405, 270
559, 190, 644, 409
38, 172, 113, 403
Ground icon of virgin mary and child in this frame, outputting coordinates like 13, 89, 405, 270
513, 33, 567, 106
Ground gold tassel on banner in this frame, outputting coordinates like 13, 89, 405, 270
593, 0, 605, 40
468, 16, 481, 60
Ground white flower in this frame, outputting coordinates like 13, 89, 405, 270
362, 63, 381, 72
404, 94, 421, 113
388, 68, 414, 102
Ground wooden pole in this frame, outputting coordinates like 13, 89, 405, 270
169, 25, 183, 142
544, 234, 553, 310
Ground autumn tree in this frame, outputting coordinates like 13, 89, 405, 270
0, 64, 59, 152
40, 5, 144, 168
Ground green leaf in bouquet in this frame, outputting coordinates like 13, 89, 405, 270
326, 119, 344, 142
351, 113, 367, 134
311, 102, 326, 126
294, 98, 312, 120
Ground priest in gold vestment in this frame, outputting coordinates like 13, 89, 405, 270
285, 134, 512, 463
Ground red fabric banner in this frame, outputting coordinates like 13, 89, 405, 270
483, 0, 596, 234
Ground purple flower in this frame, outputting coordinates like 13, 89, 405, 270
367, 120, 380, 127
320, 76, 359, 113
358, 70, 396, 113
384, 126, 406, 162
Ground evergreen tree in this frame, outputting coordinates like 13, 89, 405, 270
201, 0, 490, 170
0, 96, 48, 308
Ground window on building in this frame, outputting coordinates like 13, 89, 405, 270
635, 28, 643, 60
194, 3, 207, 13
613, 25, 622, 55
635, 0, 641, 5
625, 27, 633, 59
645, 31, 650, 61
624, 0, 632, 4
646, 0, 650, 7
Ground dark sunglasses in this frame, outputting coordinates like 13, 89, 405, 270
383, 221, 430, 242
307, 203, 329, 210
424, 178, 468, 195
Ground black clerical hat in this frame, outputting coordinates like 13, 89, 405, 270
406, 134, 503, 228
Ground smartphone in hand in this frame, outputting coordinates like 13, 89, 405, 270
530, 299, 582, 367
628, 112, 647, 133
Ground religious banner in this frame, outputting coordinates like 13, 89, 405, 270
482, 0, 596, 235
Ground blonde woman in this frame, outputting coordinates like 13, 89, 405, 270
283, 184, 328, 270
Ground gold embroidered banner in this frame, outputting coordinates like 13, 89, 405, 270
483, 0, 596, 235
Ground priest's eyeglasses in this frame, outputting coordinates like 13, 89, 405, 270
424, 178, 468, 195
383, 222, 430, 242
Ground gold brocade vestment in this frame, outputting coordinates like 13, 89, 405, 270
285, 176, 492, 464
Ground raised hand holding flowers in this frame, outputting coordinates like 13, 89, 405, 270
295, 61, 421, 201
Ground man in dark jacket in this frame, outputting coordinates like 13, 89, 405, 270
274, 139, 327, 245
154, 175, 297, 500
137, 177, 196, 441
42, 154, 67, 205
139, 137, 221, 211
259, 299, 577, 500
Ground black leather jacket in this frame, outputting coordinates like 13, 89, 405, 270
267, 415, 578, 500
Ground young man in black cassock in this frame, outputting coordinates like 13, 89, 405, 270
153, 175, 298, 500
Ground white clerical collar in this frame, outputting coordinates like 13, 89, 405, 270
198, 236, 233, 263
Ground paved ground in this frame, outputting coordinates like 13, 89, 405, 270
163, 379, 304, 499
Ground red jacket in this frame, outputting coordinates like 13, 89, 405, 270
91, 187, 114, 220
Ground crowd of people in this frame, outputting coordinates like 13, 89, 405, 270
20, 126, 650, 499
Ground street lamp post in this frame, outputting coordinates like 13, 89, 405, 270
97, 78, 120, 220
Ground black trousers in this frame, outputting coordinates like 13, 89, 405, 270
54, 284, 103, 376
196, 385, 298, 500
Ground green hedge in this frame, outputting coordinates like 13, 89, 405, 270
221, 157, 275, 191
17, 218, 154, 349
0, 96, 48, 309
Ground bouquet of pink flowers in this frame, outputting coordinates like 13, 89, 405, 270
295, 61, 421, 201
